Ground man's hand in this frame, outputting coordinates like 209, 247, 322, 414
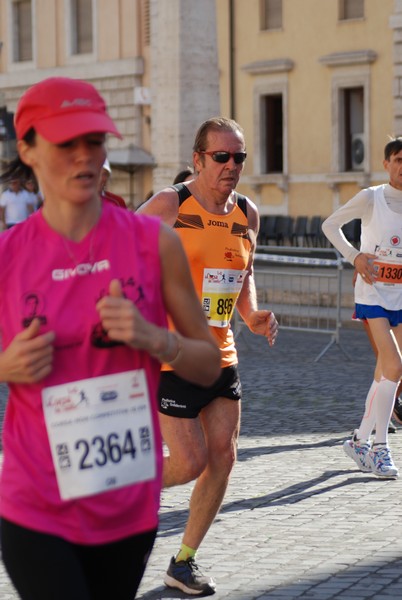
246, 310, 278, 347
354, 252, 377, 285
0, 319, 55, 383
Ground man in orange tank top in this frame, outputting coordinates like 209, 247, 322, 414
138, 117, 278, 596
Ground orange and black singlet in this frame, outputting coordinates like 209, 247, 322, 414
171, 183, 252, 368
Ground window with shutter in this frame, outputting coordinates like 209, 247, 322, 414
262, 94, 283, 173
341, 87, 364, 171
71, 0, 93, 55
143, 0, 150, 46
260, 0, 282, 31
339, 0, 364, 20
12, 0, 32, 62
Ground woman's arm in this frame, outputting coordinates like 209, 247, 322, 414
96, 225, 221, 386
158, 224, 221, 384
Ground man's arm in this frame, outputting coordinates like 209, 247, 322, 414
235, 198, 278, 346
136, 187, 180, 226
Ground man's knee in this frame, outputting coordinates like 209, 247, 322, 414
206, 437, 237, 476
163, 444, 208, 486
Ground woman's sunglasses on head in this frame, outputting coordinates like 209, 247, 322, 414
200, 151, 247, 164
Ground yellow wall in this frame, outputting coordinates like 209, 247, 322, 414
216, 0, 395, 219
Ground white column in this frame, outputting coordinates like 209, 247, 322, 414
150, 0, 220, 191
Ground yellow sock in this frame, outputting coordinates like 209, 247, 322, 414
175, 544, 196, 562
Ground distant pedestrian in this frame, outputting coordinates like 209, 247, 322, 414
173, 166, 195, 185
322, 136, 402, 479
99, 158, 127, 208
24, 177, 41, 210
0, 178, 34, 228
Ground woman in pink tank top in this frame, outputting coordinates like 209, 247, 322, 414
0, 77, 220, 600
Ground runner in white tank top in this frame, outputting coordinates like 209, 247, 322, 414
323, 137, 402, 480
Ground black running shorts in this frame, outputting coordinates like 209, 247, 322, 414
158, 364, 242, 418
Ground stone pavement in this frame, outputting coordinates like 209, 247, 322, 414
1, 326, 402, 599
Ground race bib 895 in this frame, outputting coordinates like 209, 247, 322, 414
202, 268, 247, 327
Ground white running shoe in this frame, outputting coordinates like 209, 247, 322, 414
343, 430, 371, 472
367, 444, 399, 479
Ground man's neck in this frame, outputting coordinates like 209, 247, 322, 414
189, 182, 236, 215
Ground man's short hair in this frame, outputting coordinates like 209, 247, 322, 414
384, 137, 402, 161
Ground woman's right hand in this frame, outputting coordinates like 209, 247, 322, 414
0, 319, 55, 383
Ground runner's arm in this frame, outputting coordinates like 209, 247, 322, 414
136, 188, 180, 226
236, 200, 278, 346
322, 188, 373, 265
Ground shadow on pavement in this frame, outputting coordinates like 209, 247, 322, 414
237, 436, 345, 460
138, 554, 402, 600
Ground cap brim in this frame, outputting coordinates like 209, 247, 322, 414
34, 112, 122, 144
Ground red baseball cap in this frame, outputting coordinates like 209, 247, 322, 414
15, 77, 122, 143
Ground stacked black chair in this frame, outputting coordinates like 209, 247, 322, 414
290, 216, 308, 246
275, 215, 294, 245
258, 215, 277, 245
306, 215, 325, 247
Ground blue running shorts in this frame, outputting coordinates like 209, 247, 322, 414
355, 303, 402, 327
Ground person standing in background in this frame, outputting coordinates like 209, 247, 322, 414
173, 167, 195, 185
99, 158, 127, 208
0, 178, 34, 228
24, 177, 41, 210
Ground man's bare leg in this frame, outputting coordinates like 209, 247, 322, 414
181, 397, 241, 550
160, 413, 207, 488
163, 398, 240, 596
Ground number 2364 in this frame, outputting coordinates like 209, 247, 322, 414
75, 430, 137, 470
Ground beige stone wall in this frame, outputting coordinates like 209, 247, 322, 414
1, 0, 400, 217
0, 0, 150, 207
149, 0, 220, 192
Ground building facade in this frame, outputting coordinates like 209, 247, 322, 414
1, 0, 402, 219
0, 0, 150, 206
0, 0, 219, 207
216, 0, 402, 222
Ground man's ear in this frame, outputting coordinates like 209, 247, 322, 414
193, 151, 204, 172
17, 139, 36, 168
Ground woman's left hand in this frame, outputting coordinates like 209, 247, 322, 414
96, 279, 152, 350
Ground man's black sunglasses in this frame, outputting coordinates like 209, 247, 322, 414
200, 151, 247, 164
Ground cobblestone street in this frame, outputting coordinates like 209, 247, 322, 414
1, 327, 402, 599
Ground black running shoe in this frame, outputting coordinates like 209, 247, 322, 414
164, 556, 216, 596
388, 421, 397, 434
393, 396, 402, 425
